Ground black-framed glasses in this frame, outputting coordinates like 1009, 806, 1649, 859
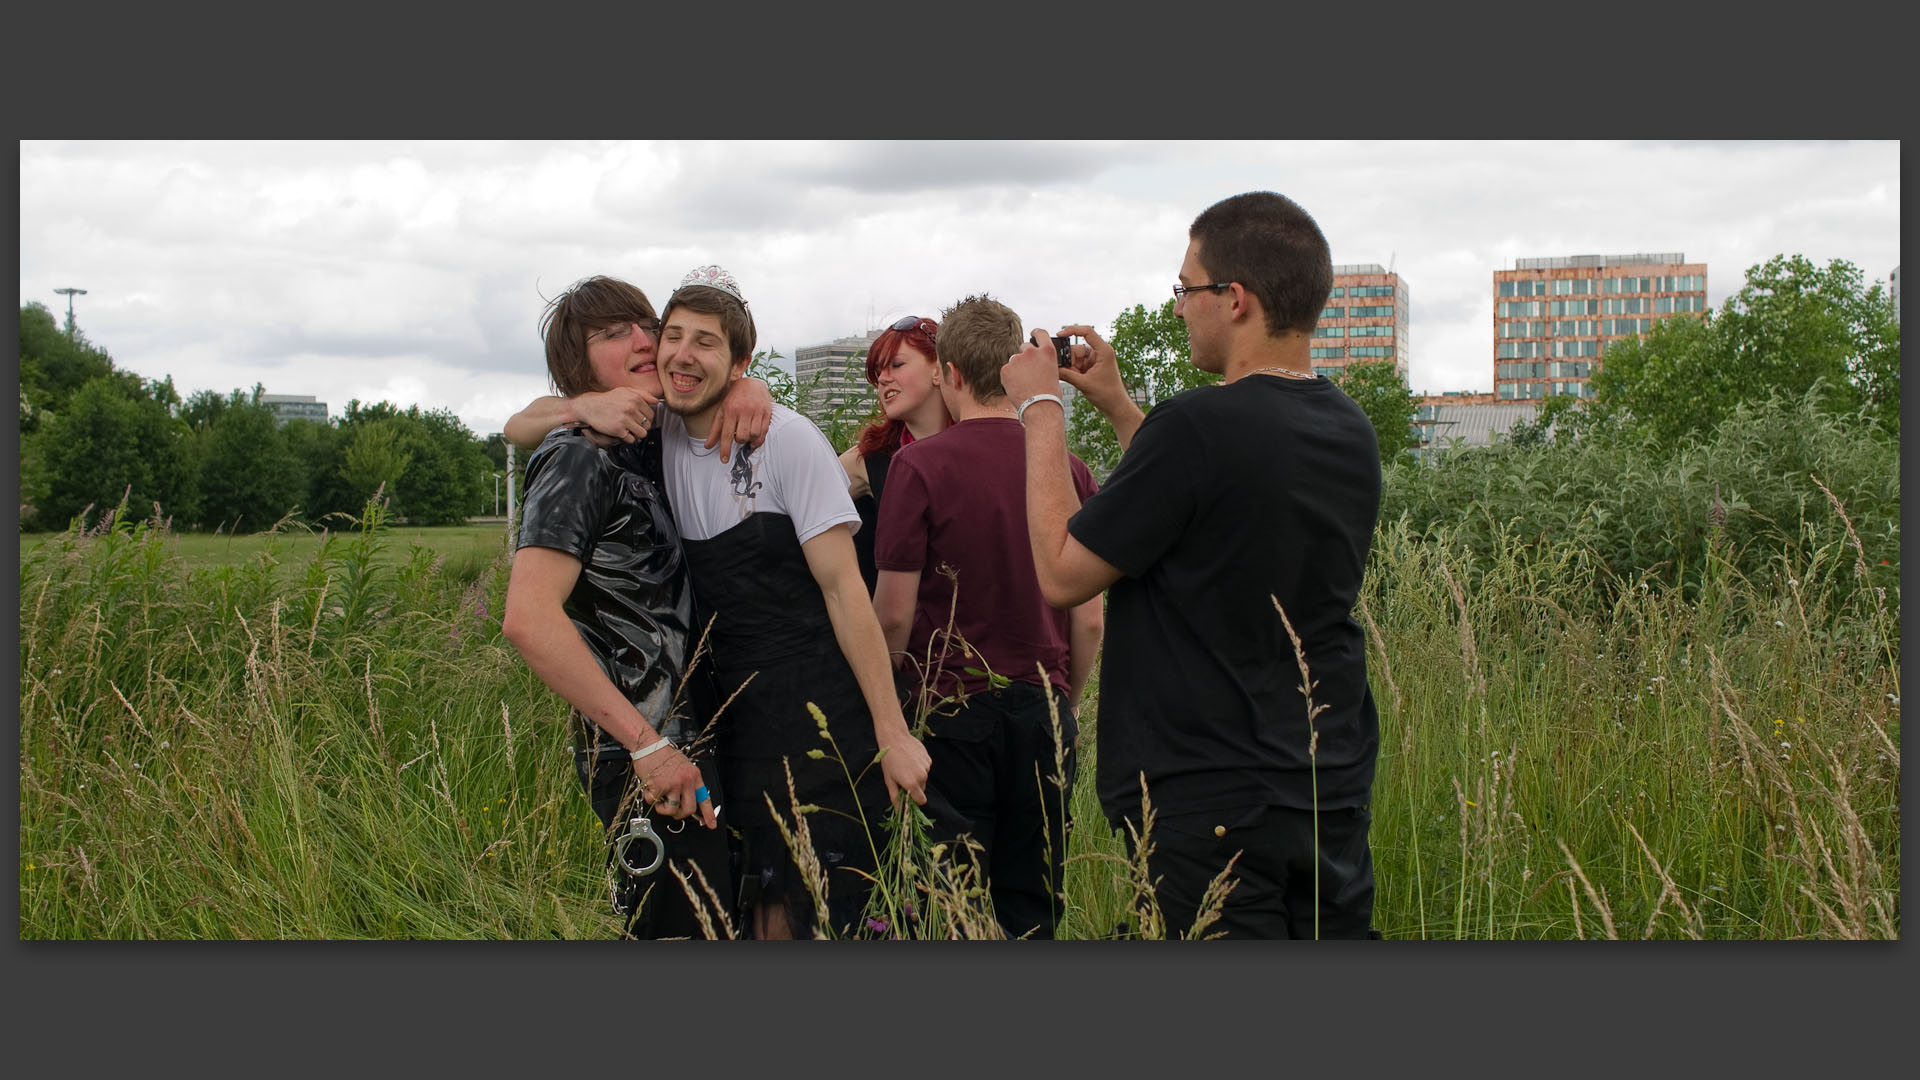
890, 315, 937, 340
1172, 282, 1233, 301
587, 319, 661, 345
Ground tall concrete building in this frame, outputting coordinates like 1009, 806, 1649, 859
1891, 265, 1900, 324
793, 328, 882, 426
1310, 264, 1410, 383
1493, 253, 1707, 402
259, 393, 328, 426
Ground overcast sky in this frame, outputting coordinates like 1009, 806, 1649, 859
19, 140, 1900, 436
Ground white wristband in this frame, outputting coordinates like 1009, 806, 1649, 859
630, 737, 673, 762
1017, 394, 1064, 422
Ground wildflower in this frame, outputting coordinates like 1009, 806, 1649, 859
1775, 824, 1786, 832
866, 917, 890, 935
1787, 579, 1799, 588
1774, 620, 1785, 628
1465, 800, 1477, 807
158, 740, 169, 750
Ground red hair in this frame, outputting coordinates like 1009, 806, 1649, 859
853, 318, 942, 458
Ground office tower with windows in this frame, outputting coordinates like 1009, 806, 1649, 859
1493, 253, 1706, 401
793, 328, 883, 427
1311, 264, 1410, 383
258, 393, 329, 426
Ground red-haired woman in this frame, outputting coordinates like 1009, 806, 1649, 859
840, 315, 953, 594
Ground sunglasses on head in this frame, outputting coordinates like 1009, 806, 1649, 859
890, 315, 937, 340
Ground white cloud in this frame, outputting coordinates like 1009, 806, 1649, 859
20, 139, 1900, 431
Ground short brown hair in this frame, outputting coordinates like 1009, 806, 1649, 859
539, 276, 657, 397
1189, 192, 1333, 337
936, 293, 1022, 403
661, 284, 756, 366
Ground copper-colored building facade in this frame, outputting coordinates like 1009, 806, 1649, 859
1312, 263, 1409, 384
1492, 253, 1707, 401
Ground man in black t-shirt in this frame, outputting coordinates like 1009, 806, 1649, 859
1001, 192, 1383, 939
502, 276, 730, 938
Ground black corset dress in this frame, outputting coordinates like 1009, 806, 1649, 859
681, 511, 891, 935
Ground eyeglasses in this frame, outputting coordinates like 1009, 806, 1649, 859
1172, 283, 1234, 301
890, 315, 937, 340
587, 320, 661, 345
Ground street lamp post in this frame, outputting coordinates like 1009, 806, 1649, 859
54, 287, 88, 341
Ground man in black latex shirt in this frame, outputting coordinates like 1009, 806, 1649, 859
502, 275, 731, 938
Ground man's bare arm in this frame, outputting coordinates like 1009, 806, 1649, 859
503, 390, 656, 454
1065, 594, 1103, 714
799, 524, 931, 807
503, 377, 773, 457
501, 546, 713, 827
873, 568, 921, 664
1055, 324, 1147, 452
1001, 331, 1126, 609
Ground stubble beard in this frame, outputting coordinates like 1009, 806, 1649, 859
664, 372, 730, 430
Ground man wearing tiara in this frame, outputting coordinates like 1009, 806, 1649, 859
510, 267, 932, 938
648, 265, 931, 938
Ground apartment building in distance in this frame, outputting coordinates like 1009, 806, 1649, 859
259, 393, 328, 426
794, 324, 1082, 433
1311, 263, 1410, 383
1493, 253, 1707, 402
793, 328, 883, 426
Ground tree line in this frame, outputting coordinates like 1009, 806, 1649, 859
23, 251, 1890, 536
19, 301, 500, 532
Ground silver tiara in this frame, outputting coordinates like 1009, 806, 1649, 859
676, 264, 746, 305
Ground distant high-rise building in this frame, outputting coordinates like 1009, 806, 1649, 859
259, 393, 328, 425
1492, 253, 1707, 402
1311, 264, 1410, 384
1891, 265, 1900, 324
793, 329, 882, 426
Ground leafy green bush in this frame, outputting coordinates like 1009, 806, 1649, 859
1382, 388, 1898, 615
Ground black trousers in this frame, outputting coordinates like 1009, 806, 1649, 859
575, 733, 734, 940
924, 680, 1079, 939
1130, 802, 1375, 940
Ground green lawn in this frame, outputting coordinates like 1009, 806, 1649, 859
21, 523, 510, 582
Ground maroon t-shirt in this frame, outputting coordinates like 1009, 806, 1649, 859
874, 417, 1099, 698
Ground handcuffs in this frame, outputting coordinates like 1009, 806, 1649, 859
614, 808, 666, 878
613, 786, 694, 878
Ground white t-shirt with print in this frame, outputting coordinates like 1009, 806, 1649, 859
657, 404, 861, 545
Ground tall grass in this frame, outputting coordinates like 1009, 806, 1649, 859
19, 486, 1899, 939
